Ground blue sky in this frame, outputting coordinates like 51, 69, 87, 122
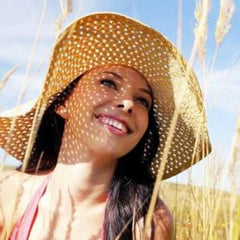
0, 0, 239, 191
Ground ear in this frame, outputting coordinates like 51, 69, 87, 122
55, 105, 70, 119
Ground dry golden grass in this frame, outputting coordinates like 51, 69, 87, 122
206, 0, 235, 111
159, 115, 240, 240
215, 0, 235, 45
55, 0, 73, 35
0, 1, 240, 240
0, 66, 18, 93
161, 181, 240, 240
194, 0, 211, 64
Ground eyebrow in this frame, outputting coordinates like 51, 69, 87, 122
103, 71, 153, 99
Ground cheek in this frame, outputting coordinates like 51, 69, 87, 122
137, 112, 149, 135
94, 87, 117, 105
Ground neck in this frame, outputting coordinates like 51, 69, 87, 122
50, 162, 115, 206
46, 120, 119, 209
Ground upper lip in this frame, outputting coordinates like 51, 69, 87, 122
94, 113, 133, 133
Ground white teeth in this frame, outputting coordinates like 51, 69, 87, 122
99, 117, 128, 133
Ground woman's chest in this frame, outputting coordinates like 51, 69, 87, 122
28, 205, 105, 239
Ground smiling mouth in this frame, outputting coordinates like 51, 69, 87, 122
94, 114, 132, 134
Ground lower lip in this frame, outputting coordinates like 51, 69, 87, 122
96, 118, 128, 136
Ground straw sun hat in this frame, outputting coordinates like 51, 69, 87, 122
0, 12, 211, 179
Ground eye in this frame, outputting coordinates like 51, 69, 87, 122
136, 97, 150, 109
100, 79, 117, 89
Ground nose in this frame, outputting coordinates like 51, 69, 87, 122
117, 99, 134, 114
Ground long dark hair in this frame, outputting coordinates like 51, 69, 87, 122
19, 74, 160, 239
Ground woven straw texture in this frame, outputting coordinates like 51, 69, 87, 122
0, 13, 211, 179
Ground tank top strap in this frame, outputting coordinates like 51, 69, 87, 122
10, 173, 52, 240
11, 174, 108, 240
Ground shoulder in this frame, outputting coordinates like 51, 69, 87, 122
0, 169, 35, 199
152, 198, 174, 240
0, 170, 45, 232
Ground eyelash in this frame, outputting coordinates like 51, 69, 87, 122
136, 98, 149, 109
100, 78, 150, 109
100, 78, 117, 89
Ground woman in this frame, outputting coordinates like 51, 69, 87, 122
0, 13, 211, 239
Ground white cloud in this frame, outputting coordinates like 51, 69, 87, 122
0, 1, 56, 37
0, 71, 44, 112
0, 0, 58, 67
205, 67, 240, 115
0, 39, 54, 67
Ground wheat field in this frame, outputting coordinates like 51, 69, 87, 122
0, 1, 240, 239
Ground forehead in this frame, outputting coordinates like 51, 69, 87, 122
82, 64, 150, 88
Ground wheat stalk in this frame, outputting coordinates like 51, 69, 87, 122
215, 0, 235, 45
227, 116, 240, 239
176, 0, 183, 51
193, 0, 211, 64
229, 116, 240, 174
55, 0, 73, 36
207, 0, 235, 111
0, 66, 18, 92
0, 1, 47, 237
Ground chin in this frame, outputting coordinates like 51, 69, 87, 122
94, 143, 131, 159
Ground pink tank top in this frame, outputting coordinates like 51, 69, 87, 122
10, 174, 106, 240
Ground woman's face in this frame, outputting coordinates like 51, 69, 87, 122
59, 65, 153, 161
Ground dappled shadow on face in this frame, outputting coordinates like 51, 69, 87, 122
56, 64, 153, 167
